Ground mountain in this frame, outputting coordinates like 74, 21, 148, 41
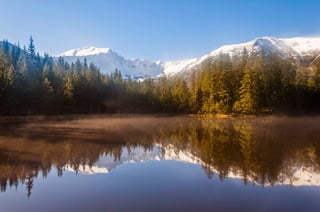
167, 36, 320, 78
58, 46, 164, 79
58, 36, 320, 79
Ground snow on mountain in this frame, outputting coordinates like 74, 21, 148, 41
165, 36, 320, 78
58, 36, 320, 79
64, 144, 320, 186
206, 36, 320, 59
58, 47, 164, 79
59, 46, 111, 57
162, 58, 198, 76
281, 37, 320, 56
207, 37, 294, 58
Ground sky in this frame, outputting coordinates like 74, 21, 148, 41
1, 0, 320, 61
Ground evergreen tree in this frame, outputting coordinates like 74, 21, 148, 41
233, 63, 259, 114
171, 78, 190, 112
28, 36, 36, 57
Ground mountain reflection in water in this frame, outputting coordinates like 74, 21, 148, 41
1, 115, 320, 198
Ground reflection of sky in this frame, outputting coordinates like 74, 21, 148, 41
1, 160, 320, 212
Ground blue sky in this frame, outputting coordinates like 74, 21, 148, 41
1, 0, 320, 60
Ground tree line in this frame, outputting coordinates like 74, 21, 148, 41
1, 37, 320, 115
0, 37, 191, 115
190, 49, 320, 114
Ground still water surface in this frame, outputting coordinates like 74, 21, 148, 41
0, 115, 320, 211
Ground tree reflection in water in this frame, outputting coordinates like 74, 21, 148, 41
0, 115, 320, 197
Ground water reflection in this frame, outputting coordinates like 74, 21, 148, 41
0, 116, 320, 197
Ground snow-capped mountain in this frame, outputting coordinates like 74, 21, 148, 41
207, 37, 320, 59
167, 36, 320, 78
64, 144, 320, 187
58, 36, 320, 79
58, 47, 164, 79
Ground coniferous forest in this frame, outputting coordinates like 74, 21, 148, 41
1, 37, 320, 116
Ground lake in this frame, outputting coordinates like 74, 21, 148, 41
0, 115, 320, 211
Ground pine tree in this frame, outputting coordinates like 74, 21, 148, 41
233, 63, 259, 114
64, 77, 75, 103
171, 78, 190, 112
28, 36, 36, 57
189, 73, 203, 113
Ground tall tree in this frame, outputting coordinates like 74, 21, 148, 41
28, 36, 36, 57
233, 63, 259, 114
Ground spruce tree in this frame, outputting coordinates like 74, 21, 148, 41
233, 64, 259, 114
28, 36, 36, 57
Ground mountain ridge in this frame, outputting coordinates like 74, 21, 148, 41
58, 36, 320, 79
59, 46, 111, 57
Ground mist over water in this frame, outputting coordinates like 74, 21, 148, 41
1, 115, 320, 211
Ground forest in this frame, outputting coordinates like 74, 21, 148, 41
1, 37, 320, 115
